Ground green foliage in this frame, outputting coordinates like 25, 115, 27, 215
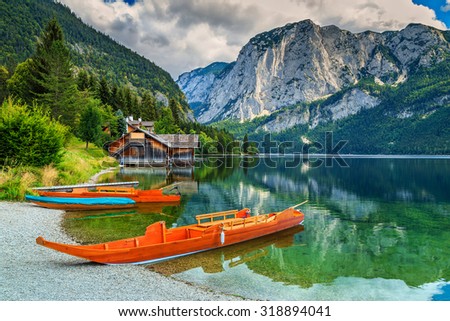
213, 117, 268, 140
215, 59, 450, 155
141, 91, 159, 121
169, 98, 181, 125
76, 69, 90, 91
29, 18, 81, 127
1, 0, 230, 152
197, 132, 218, 154
154, 107, 182, 134
0, 65, 8, 102
242, 134, 249, 153
114, 109, 127, 137
6, 18, 82, 128
275, 59, 450, 154
0, 99, 68, 166
179, 121, 234, 154
0, 0, 189, 113
78, 99, 103, 149
0, 165, 39, 200
87, 72, 166, 124
6, 59, 34, 101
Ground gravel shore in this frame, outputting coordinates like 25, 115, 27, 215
0, 201, 240, 301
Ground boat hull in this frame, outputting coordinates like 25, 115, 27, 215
36, 207, 305, 264
26, 195, 136, 211
38, 189, 180, 203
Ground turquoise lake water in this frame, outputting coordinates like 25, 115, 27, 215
65, 157, 450, 300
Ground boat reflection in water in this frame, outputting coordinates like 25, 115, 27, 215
148, 225, 304, 275
62, 201, 183, 245
64, 202, 180, 220
62, 157, 450, 300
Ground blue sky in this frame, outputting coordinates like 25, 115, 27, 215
61, 0, 450, 77
413, 0, 450, 27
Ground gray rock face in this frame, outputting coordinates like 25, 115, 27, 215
258, 89, 380, 132
177, 20, 450, 128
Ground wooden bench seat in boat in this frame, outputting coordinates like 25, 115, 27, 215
196, 209, 239, 226
197, 212, 277, 229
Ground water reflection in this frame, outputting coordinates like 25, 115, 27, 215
178, 157, 450, 300
150, 226, 304, 275
64, 157, 450, 300
157, 204, 449, 300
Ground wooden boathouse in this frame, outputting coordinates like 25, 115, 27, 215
107, 118, 199, 167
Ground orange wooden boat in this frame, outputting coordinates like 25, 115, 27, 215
36, 201, 307, 264
33, 181, 181, 203
26, 195, 136, 211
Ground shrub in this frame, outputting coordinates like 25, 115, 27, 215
0, 98, 68, 167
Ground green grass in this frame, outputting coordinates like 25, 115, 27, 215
0, 137, 118, 200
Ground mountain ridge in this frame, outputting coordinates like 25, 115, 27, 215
177, 19, 450, 125
0, 0, 189, 112
178, 19, 450, 154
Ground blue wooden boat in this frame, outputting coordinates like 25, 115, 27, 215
25, 195, 136, 211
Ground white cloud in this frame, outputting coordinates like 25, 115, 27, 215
442, 0, 450, 12
58, 0, 448, 78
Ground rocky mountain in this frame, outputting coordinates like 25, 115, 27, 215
177, 20, 450, 131
177, 62, 231, 112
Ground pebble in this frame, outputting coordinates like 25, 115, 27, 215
0, 202, 240, 301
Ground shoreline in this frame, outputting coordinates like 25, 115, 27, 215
86, 167, 118, 184
0, 201, 241, 301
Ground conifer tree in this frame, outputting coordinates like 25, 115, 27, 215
78, 100, 102, 149
0, 66, 9, 103
114, 109, 127, 137
77, 70, 90, 91
98, 76, 111, 105
7, 59, 35, 103
29, 18, 81, 127
169, 98, 181, 125
242, 134, 249, 154
141, 91, 158, 121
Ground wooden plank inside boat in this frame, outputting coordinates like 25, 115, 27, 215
195, 209, 238, 226
32, 181, 140, 191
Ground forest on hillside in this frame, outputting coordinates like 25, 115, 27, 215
0, 13, 234, 168
0, 0, 187, 109
214, 58, 450, 155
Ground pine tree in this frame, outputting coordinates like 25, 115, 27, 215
242, 134, 249, 154
114, 109, 127, 137
77, 69, 90, 91
98, 76, 111, 105
7, 59, 35, 103
169, 98, 181, 125
155, 107, 182, 134
141, 91, 158, 121
0, 66, 9, 103
78, 100, 102, 149
28, 18, 81, 127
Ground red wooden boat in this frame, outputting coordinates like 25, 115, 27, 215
33, 181, 180, 203
36, 201, 307, 264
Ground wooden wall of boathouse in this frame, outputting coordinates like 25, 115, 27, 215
108, 129, 198, 167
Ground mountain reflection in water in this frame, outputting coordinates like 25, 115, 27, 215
65, 157, 450, 300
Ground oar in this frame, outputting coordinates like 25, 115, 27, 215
277, 200, 308, 216
290, 200, 309, 209
160, 183, 182, 195
160, 182, 180, 190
